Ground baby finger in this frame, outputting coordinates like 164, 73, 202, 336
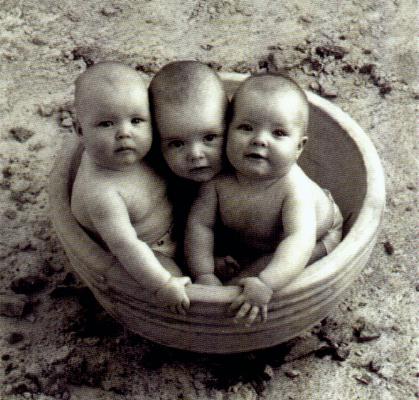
261, 305, 268, 322
179, 276, 192, 286
229, 294, 245, 312
176, 303, 186, 315
182, 297, 190, 310
234, 302, 251, 321
246, 306, 260, 326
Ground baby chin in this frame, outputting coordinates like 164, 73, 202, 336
114, 148, 139, 163
240, 157, 273, 176
187, 166, 217, 182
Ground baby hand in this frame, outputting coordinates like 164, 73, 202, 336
155, 276, 191, 315
229, 277, 273, 326
195, 273, 222, 286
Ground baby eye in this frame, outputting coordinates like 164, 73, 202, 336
131, 117, 144, 125
272, 129, 287, 137
237, 123, 253, 132
203, 133, 217, 142
168, 140, 184, 149
98, 121, 113, 128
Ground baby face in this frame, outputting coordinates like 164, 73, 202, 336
77, 78, 152, 171
226, 88, 307, 180
157, 96, 225, 182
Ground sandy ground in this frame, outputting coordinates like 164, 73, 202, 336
0, 0, 417, 399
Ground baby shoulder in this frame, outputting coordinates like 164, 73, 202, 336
286, 167, 316, 200
291, 168, 333, 216
75, 169, 120, 210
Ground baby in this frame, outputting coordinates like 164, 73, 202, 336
149, 60, 228, 183
70, 62, 190, 314
149, 61, 236, 283
185, 73, 343, 325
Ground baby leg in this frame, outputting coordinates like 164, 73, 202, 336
308, 204, 343, 265
307, 241, 328, 265
226, 241, 328, 286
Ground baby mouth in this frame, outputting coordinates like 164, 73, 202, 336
115, 146, 136, 153
190, 166, 210, 172
245, 153, 267, 160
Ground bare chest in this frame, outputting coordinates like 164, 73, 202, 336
217, 181, 286, 240
116, 170, 170, 224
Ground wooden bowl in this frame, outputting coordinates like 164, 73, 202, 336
49, 72, 385, 353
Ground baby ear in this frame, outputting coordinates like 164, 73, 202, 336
297, 136, 308, 156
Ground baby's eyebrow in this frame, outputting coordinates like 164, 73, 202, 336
94, 117, 114, 124
161, 137, 182, 143
237, 119, 256, 125
94, 113, 116, 121
271, 123, 287, 129
131, 110, 149, 117
203, 131, 221, 135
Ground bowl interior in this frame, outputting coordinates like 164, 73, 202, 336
300, 105, 365, 235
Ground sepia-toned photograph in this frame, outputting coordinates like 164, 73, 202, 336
0, 1, 417, 399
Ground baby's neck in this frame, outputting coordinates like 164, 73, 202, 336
88, 156, 145, 175
234, 172, 281, 190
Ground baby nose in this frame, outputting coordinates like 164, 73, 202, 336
116, 123, 131, 139
251, 130, 269, 146
188, 143, 205, 160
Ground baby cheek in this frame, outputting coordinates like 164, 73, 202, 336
162, 148, 173, 163
164, 149, 183, 168
214, 150, 224, 164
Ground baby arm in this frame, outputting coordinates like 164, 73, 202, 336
233, 190, 317, 325
185, 181, 222, 286
259, 191, 317, 291
88, 191, 190, 313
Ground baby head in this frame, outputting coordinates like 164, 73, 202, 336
149, 61, 228, 182
75, 62, 152, 171
226, 73, 309, 180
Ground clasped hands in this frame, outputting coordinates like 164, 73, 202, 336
154, 276, 191, 315
230, 277, 273, 326
154, 274, 273, 326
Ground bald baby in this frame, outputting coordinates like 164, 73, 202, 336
186, 73, 343, 325
232, 73, 310, 135
149, 61, 228, 182
74, 62, 147, 118
71, 61, 191, 315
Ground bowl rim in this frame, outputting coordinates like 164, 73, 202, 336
49, 72, 385, 306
